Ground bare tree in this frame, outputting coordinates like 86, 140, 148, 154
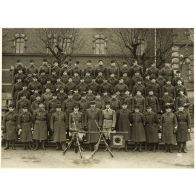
110, 28, 154, 71
156, 28, 174, 68
37, 28, 83, 65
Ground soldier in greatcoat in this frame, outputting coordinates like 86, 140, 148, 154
130, 106, 146, 152
116, 102, 131, 145
32, 103, 49, 150
132, 90, 145, 113
2, 104, 18, 150
144, 106, 159, 152
18, 106, 33, 150
85, 101, 102, 151
160, 105, 178, 153
175, 105, 191, 153
145, 90, 160, 113
102, 101, 116, 147
50, 104, 68, 150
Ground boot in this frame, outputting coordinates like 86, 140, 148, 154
125, 141, 128, 152
23, 143, 27, 150
178, 142, 182, 153
132, 144, 138, 151
28, 142, 33, 150
152, 143, 156, 152
182, 142, 187, 153
138, 143, 142, 152
11, 141, 16, 150
56, 142, 61, 150
169, 144, 172, 153
34, 141, 39, 150
4, 140, 9, 150
41, 140, 46, 150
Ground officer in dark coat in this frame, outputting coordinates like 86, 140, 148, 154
175, 90, 190, 112
130, 106, 146, 152
65, 78, 76, 93
175, 105, 191, 153
94, 94, 105, 109
95, 72, 105, 85
144, 106, 159, 152
85, 101, 102, 151
132, 90, 145, 113
161, 91, 174, 113
120, 62, 130, 77
160, 105, 178, 153
42, 88, 53, 107
99, 80, 113, 95
57, 88, 68, 105
162, 80, 176, 99
50, 104, 68, 150
84, 72, 92, 85
116, 102, 131, 144
18, 106, 33, 150
2, 104, 18, 150
175, 80, 188, 97
32, 103, 49, 150
114, 79, 129, 95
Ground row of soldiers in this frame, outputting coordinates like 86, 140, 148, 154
2, 58, 192, 153
2, 101, 191, 153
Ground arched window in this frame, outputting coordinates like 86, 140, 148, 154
93, 34, 107, 55
13, 34, 27, 54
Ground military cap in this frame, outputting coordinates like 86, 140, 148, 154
134, 106, 140, 109
52, 92, 57, 96
98, 60, 103, 63
105, 101, 110, 105
22, 105, 28, 109
74, 104, 80, 108
165, 105, 172, 109
122, 62, 127, 65
30, 59, 34, 63
176, 70, 181, 74
146, 106, 152, 109
111, 60, 115, 63
17, 59, 21, 63
87, 60, 92, 63
43, 59, 48, 62
81, 92, 86, 97
122, 101, 128, 105
56, 104, 62, 108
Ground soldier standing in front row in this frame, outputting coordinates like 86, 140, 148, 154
130, 106, 146, 152
69, 105, 85, 153
2, 104, 18, 150
18, 106, 33, 150
160, 105, 178, 153
85, 101, 102, 151
175, 105, 191, 153
102, 101, 116, 148
50, 104, 67, 151
144, 106, 159, 152
33, 103, 48, 150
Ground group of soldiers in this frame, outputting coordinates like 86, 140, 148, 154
2, 58, 192, 154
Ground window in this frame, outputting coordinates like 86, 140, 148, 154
62, 36, 72, 54
13, 34, 27, 54
93, 34, 107, 55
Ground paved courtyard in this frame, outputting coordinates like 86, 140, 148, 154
1, 134, 194, 168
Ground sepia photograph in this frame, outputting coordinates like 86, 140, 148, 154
1, 28, 194, 168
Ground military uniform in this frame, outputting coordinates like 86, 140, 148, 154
102, 108, 116, 139
27, 64, 38, 75
162, 83, 176, 99
61, 73, 70, 84
88, 81, 99, 94
131, 64, 143, 77
51, 66, 60, 76
133, 95, 145, 113
160, 66, 174, 81
38, 74, 48, 85
175, 84, 187, 97
131, 75, 144, 87
72, 75, 81, 85
79, 98, 90, 114
28, 80, 42, 94
116, 108, 131, 141
146, 66, 159, 79
14, 72, 26, 83
12, 81, 23, 101
31, 100, 44, 113
96, 74, 105, 85
160, 112, 177, 146
161, 94, 174, 113
84, 75, 92, 85
124, 96, 134, 112
107, 65, 119, 78
99, 82, 113, 94
172, 76, 184, 86
146, 82, 160, 98
114, 83, 129, 94
94, 98, 105, 109
50, 111, 67, 143
17, 89, 31, 100
55, 81, 66, 92
65, 81, 76, 93
145, 95, 160, 113
85, 107, 102, 144
57, 92, 68, 105
42, 92, 53, 106
30, 92, 42, 103
144, 111, 159, 145
132, 83, 146, 96
108, 76, 118, 87
43, 82, 55, 93
73, 92, 81, 102
62, 98, 76, 119
77, 82, 88, 93
130, 112, 146, 143
3, 110, 18, 141
16, 98, 31, 113
110, 98, 121, 111
120, 65, 130, 77
39, 64, 51, 75
18, 111, 33, 143
175, 95, 190, 111
95, 65, 107, 77
86, 93, 95, 102
33, 108, 48, 141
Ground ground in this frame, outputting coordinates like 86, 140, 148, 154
1, 134, 194, 168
